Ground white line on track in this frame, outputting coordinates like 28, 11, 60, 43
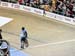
28, 39, 75, 48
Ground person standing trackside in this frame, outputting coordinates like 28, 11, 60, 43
20, 27, 29, 49
0, 29, 2, 39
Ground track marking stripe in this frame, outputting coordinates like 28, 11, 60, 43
28, 39, 75, 48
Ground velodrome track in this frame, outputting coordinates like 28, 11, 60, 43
0, 7, 75, 56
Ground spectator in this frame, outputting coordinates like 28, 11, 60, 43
18, 0, 23, 4
73, 1, 75, 16
62, 3, 67, 15
31, 0, 40, 8
52, 0, 56, 11
44, 3, 50, 11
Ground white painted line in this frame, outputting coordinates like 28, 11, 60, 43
28, 39, 75, 48
0, 16, 13, 27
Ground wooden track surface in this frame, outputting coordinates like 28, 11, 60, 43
0, 7, 75, 56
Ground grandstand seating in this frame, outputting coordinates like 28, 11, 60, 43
0, 0, 75, 18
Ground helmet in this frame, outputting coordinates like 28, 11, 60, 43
22, 27, 25, 30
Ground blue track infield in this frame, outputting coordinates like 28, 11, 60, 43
10, 48, 30, 56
